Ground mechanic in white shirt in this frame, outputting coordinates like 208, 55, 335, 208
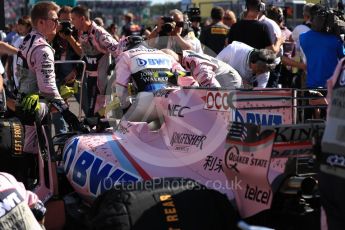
217, 41, 277, 88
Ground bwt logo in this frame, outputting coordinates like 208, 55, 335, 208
63, 138, 139, 196
0, 189, 24, 218
136, 58, 170, 67
234, 110, 282, 126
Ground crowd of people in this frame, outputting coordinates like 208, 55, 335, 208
0, 0, 344, 229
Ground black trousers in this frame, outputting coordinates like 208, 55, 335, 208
84, 77, 100, 117
319, 171, 345, 230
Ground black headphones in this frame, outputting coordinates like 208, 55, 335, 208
245, 0, 265, 12
126, 35, 144, 50
249, 50, 261, 64
249, 50, 275, 64
267, 7, 284, 23
259, 2, 266, 12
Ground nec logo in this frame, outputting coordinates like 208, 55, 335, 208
136, 58, 170, 67
168, 104, 190, 117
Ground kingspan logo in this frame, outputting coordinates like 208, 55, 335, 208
170, 132, 207, 150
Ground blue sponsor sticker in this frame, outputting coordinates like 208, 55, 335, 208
63, 138, 140, 196
234, 110, 282, 126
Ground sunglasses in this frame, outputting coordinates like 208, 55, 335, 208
45, 18, 60, 24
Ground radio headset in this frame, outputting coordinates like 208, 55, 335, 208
245, 0, 266, 12
249, 49, 275, 65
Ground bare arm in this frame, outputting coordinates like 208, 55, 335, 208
147, 19, 164, 48
0, 41, 18, 55
65, 34, 82, 57
147, 27, 160, 48
172, 33, 193, 50
282, 56, 306, 70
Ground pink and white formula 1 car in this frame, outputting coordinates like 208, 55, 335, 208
62, 88, 293, 202
5, 86, 323, 229
49, 87, 323, 229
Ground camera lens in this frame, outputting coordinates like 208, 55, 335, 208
60, 21, 73, 36
176, 21, 184, 28
162, 23, 174, 33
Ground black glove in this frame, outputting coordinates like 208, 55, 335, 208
31, 200, 46, 222
62, 109, 88, 133
107, 62, 116, 76
122, 105, 130, 115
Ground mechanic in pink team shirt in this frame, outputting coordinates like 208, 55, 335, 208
71, 5, 118, 117
114, 35, 187, 121
162, 49, 242, 88
15, 2, 82, 153
0, 172, 46, 229
115, 36, 186, 107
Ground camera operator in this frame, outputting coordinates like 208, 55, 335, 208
188, 8, 202, 39
147, 9, 203, 54
146, 16, 170, 49
51, 5, 82, 134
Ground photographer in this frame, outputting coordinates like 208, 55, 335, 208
188, 8, 202, 38
147, 9, 203, 54
56, 6, 82, 58
51, 5, 82, 134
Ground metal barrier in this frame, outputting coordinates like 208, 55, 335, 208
227, 88, 327, 124
0, 88, 6, 114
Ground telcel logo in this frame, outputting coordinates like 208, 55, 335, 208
244, 184, 271, 204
